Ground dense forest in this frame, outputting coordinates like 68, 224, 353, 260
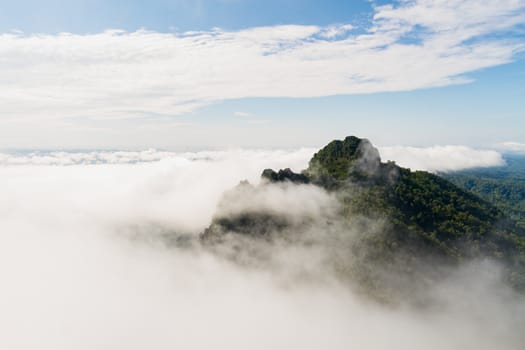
444, 155, 525, 229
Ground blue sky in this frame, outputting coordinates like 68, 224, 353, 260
0, 0, 373, 33
0, 0, 524, 150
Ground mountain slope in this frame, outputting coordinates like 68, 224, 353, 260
201, 136, 525, 300
444, 156, 525, 229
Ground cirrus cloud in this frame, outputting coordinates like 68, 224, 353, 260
0, 0, 524, 124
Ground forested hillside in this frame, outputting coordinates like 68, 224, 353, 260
202, 137, 525, 301
444, 155, 525, 229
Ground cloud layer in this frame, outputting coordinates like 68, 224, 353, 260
379, 145, 505, 172
0, 144, 506, 173
0, 0, 524, 123
496, 141, 525, 153
0, 148, 523, 350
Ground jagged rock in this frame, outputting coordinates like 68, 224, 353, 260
261, 168, 309, 184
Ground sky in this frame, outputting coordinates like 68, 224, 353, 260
0, 0, 524, 150
2, 4, 525, 347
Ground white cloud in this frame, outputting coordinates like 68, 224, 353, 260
0, 149, 524, 349
0, 149, 314, 233
0, 144, 506, 174
0, 0, 523, 125
318, 24, 354, 38
0, 149, 178, 166
0, 148, 315, 167
496, 141, 525, 152
379, 145, 505, 172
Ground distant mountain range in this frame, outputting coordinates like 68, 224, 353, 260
201, 136, 525, 302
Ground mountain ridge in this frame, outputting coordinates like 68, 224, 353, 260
201, 136, 525, 300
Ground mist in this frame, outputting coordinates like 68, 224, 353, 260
1, 149, 524, 350
378, 145, 505, 172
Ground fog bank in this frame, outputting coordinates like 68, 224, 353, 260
0, 149, 523, 350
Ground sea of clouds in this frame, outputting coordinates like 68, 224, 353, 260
0, 146, 523, 350
0, 144, 506, 171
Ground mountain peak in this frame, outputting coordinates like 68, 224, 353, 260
202, 136, 525, 297
307, 136, 381, 180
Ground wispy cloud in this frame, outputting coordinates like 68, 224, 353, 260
0, 0, 524, 123
318, 24, 354, 38
496, 141, 525, 152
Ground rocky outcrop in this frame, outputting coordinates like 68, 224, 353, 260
261, 168, 309, 184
